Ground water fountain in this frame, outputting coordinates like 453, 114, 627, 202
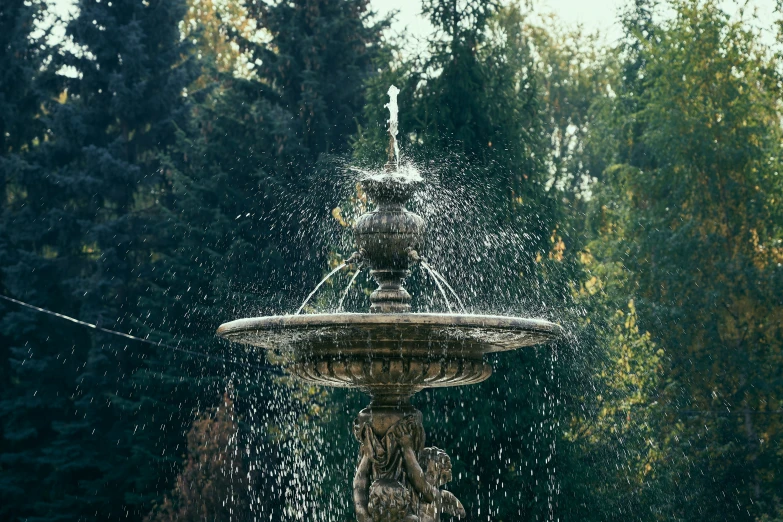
217, 87, 562, 521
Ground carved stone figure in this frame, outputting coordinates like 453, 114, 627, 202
353, 410, 464, 521
415, 448, 465, 521
367, 479, 417, 522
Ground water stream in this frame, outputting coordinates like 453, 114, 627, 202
421, 261, 466, 313
295, 263, 347, 315
385, 85, 400, 169
420, 262, 453, 313
336, 266, 362, 313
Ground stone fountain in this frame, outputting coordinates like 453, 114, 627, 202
217, 87, 562, 521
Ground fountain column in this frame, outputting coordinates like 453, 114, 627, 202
350, 174, 469, 522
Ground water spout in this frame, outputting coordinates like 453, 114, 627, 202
420, 262, 453, 313
385, 85, 400, 170
336, 266, 362, 313
421, 261, 467, 313
295, 263, 347, 315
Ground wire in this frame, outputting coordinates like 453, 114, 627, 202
0, 293, 281, 373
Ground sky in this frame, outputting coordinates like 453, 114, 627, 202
372, 0, 624, 44
48, 0, 780, 52
372, 0, 779, 48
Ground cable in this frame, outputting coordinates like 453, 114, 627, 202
0, 293, 281, 373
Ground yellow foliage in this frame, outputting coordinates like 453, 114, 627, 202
548, 236, 565, 261
80, 242, 101, 260
332, 206, 348, 227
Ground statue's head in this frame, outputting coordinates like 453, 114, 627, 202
420, 447, 452, 486
368, 478, 410, 522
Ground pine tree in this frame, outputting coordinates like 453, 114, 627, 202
0, 0, 55, 156
0, 0, 58, 384
0, 1, 66, 518
237, 0, 385, 161
349, 2, 575, 518
0, 0, 196, 518
139, 0, 386, 518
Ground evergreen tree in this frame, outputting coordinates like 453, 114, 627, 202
237, 0, 384, 161
0, 0, 58, 393
0, 1, 64, 518
0, 0, 55, 157
349, 2, 575, 519
0, 0, 195, 518
141, 0, 386, 518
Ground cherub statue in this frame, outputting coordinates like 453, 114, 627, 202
353, 416, 423, 522
353, 415, 464, 522
414, 448, 465, 521
367, 478, 418, 522
397, 427, 465, 521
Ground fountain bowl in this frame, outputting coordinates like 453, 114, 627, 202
217, 313, 562, 397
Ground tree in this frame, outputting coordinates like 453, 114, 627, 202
586, 1, 783, 519
140, 1, 386, 518
0, 0, 55, 156
527, 15, 612, 199
0, 0, 196, 518
145, 389, 251, 522
559, 246, 669, 520
0, 2, 69, 519
522, 10, 672, 520
348, 2, 577, 519
0, 0, 59, 416
237, 0, 385, 161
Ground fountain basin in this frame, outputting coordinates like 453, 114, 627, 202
217, 313, 562, 395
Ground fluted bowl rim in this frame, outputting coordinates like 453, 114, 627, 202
217, 312, 563, 353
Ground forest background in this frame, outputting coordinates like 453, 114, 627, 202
1, 0, 782, 520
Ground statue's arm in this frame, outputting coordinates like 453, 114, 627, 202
402, 447, 436, 503
439, 490, 466, 518
353, 454, 372, 522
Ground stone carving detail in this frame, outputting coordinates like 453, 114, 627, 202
291, 356, 492, 391
353, 412, 466, 521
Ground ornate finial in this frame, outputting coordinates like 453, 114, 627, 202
353, 85, 422, 313
353, 173, 425, 313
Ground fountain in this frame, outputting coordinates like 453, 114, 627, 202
217, 87, 562, 521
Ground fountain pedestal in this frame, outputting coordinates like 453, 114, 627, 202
352, 399, 464, 522
217, 173, 561, 521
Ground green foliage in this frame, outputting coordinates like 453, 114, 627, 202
0, 0, 197, 518
0, 0, 56, 156
527, 15, 613, 198
349, 3, 579, 520
583, 0, 783, 519
236, 0, 387, 159
143, 0, 387, 518
2, 0, 783, 520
